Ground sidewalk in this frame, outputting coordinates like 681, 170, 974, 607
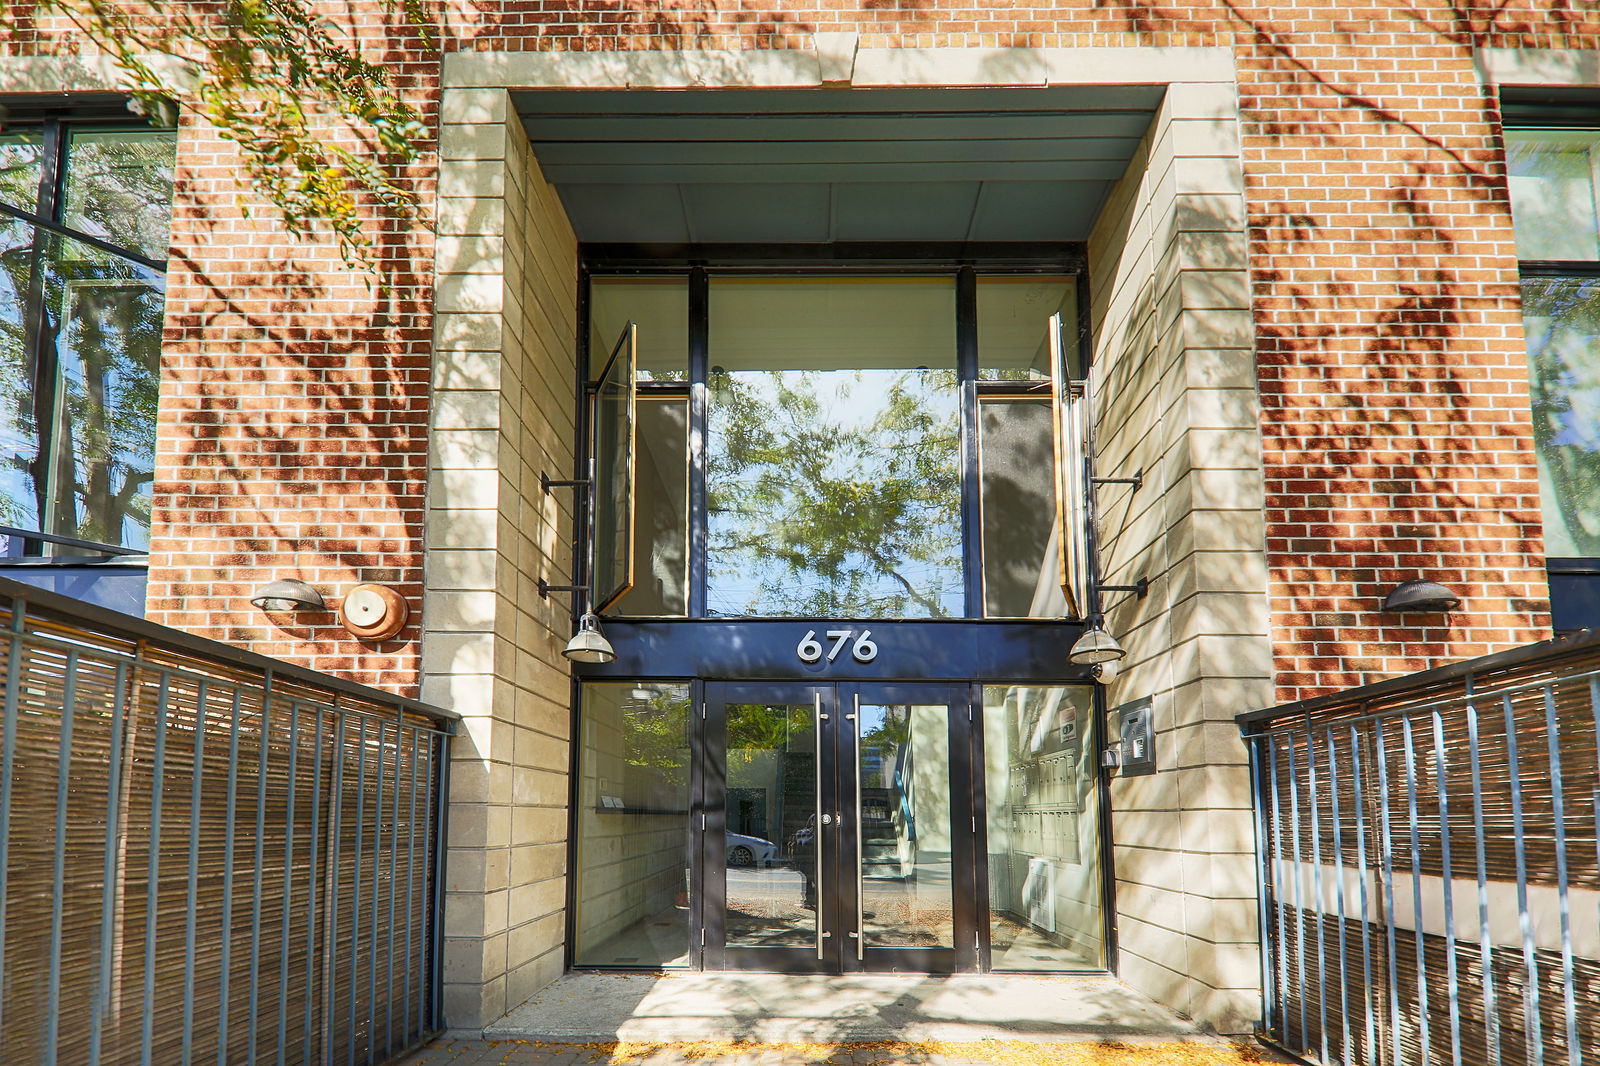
394, 972, 1284, 1065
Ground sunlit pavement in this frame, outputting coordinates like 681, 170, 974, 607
397, 1036, 1289, 1065
395, 972, 1294, 1064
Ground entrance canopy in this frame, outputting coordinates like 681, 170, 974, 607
514, 87, 1163, 244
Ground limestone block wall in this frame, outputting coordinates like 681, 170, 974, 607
424, 88, 578, 1030
1086, 74, 1272, 1033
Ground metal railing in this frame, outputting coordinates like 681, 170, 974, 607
0, 576, 456, 1066
1240, 631, 1600, 1066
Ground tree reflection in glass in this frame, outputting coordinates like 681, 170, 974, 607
1523, 275, 1600, 557
706, 278, 962, 618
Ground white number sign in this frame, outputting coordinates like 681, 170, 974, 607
796, 628, 878, 664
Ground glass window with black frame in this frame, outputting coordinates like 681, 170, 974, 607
1507, 128, 1600, 559
0, 122, 175, 557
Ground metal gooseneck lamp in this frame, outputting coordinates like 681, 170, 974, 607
1062, 357, 1147, 674
538, 471, 617, 665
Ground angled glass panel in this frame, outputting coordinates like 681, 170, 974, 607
0, 133, 47, 541
61, 129, 177, 261
590, 276, 688, 381
37, 229, 164, 551
612, 396, 688, 616
1522, 274, 1600, 557
706, 277, 961, 618
574, 682, 693, 967
983, 684, 1103, 970
591, 323, 636, 612
979, 397, 1067, 618
1507, 129, 1600, 262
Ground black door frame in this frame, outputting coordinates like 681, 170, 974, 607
702, 680, 977, 974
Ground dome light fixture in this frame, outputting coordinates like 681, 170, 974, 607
563, 611, 617, 664
250, 578, 326, 613
1380, 579, 1461, 614
1069, 624, 1126, 666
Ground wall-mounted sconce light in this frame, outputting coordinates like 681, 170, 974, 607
562, 611, 617, 665
1069, 624, 1126, 666
1380, 578, 1461, 614
250, 578, 326, 613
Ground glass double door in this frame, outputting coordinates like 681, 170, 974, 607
703, 681, 976, 973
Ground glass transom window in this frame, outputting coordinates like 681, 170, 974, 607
583, 263, 1083, 621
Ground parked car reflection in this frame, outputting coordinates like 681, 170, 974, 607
725, 831, 778, 867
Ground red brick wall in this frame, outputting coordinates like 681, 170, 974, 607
9, 2, 1597, 701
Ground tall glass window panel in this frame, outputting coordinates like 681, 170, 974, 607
706, 277, 961, 617
0, 133, 46, 538
590, 276, 688, 381
983, 685, 1104, 970
977, 276, 1079, 381
980, 397, 1067, 618
724, 700, 818, 947
39, 231, 164, 549
1507, 130, 1600, 262
574, 682, 693, 967
858, 702, 955, 950
613, 396, 688, 615
1522, 275, 1600, 557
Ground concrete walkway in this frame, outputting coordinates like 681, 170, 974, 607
480, 972, 1229, 1045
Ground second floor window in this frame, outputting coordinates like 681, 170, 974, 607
1507, 123, 1600, 559
0, 117, 176, 555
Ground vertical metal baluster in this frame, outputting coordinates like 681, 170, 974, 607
1541, 686, 1581, 1066
368, 722, 385, 1066
1501, 691, 1543, 1066
1374, 719, 1403, 1066
1248, 736, 1275, 1039
1287, 735, 1307, 1052
1269, 738, 1288, 1045
1591, 677, 1600, 1066
90, 658, 130, 1063
1401, 716, 1431, 1066
1326, 727, 1352, 1066
250, 680, 273, 1066
274, 698, 297, 1066
44, 647, 80, 1066
142, 673, 173, 1066
0, 600, 28, 1041
1307, 728, 1329, 1064
305, 708, 326, 1064
217, 688, 244, 1064
324, 713, 347, 1066
1430, 708, 1462, 1066
405, 728, 418, 1043
1351, 726, 1378, 1066
349, 718, 368, 1066
428, 734, 446, 1030
182, 679, 210, 1066
1465, 682, 1501, 1066
386, 721, 401, 1056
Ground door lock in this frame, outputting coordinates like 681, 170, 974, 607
820, 813, 834, 826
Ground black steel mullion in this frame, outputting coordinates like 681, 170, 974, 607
1092, 679, 1119, 973
956, 267, 982, 619
968, 681, 992, 973
20, 119, 65, 554
1517, 259, 1600, 276
688, 266, 709, 619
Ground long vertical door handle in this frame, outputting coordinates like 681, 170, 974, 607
853, 694, 864, 959
814, 691, 824, 961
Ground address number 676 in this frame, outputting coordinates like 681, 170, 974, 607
796, 628, 878, 664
